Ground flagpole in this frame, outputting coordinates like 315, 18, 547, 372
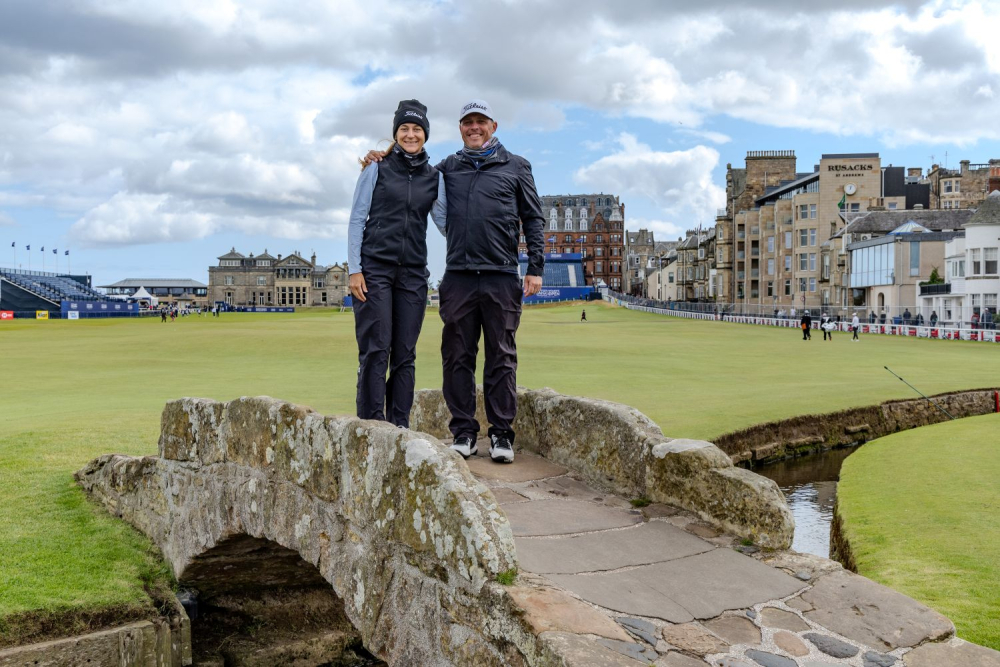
42, 247, 45, 272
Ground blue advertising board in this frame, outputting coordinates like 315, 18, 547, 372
62, 301, 139, 317
519, 252, 583, 261
523, 286, 594, 304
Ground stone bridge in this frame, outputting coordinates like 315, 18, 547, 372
72, 390, 1000, 667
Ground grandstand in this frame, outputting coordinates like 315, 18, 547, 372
517, 253, 594, 303
0, 267, 107, 315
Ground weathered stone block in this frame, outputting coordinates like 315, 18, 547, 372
158, 398, 225, 464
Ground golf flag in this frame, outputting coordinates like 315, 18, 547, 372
52, 248, 57, 254
576, 236, 585, 242
65, 250, 69, 255
41, 246, 44, 252
26, 245, 29, 250
838, 193, 846, 210
547, 236, 556, 242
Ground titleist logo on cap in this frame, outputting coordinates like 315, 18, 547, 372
404, 110, 424, 119
463, 102, 488, 113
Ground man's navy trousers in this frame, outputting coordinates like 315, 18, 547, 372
439, 270, 522, 440
352, 259, 428, 428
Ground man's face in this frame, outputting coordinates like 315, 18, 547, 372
460, 113, 497, 149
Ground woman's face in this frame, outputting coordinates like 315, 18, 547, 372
395, 123, 426, 154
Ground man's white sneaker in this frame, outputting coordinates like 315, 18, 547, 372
451, 436, 477, 459
489, 434, 514, 464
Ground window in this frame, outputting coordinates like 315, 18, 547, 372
224, 276, 234, 285
985, 248, 998, 275
668, 272, 674, 284
799, 277, 807, 293
810, 204, 817, 219
909, 242, 921, 277
564, 234, 572, 242
784, 231, 792, 248
850, 203, 860, 212
519, 235, 525, 243
595, 235, 603, 243
767, 281, 774, 297
809, 277, 816, 292
595, 261, 603, 273
767, 258, 775, 275
257, 276, 267, 286
564, 219, 573, 231
314, 278, 325, 288
799, 253, 808, 270
985, 293, 998, 312
580, 218, 588, 231
799, 229, 808, 246
944, 180, 953, 194
971, 248, 982, 275
809, 229, 817, 246
698, 247, 705, 259
888, 202, 898, 210
809, 253, 817, 271
784, 255, 792, 271
784, 279, 791, 295
767, 236, 774, 252
799, 204, 808, 219
549, 219, 558, 231
596, 247, 603, 257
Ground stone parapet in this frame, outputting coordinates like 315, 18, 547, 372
76, 396, 546, 666
410, 387, 794, 549
712, 387, 1000, 465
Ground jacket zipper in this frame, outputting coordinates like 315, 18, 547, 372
398, 170, 413, 265
465, 167, 480, 267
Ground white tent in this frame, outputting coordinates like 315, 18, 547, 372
131, 286, 158, 306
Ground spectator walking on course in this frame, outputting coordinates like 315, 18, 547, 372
581, 309, 587, 322
350, 99, 444, 429
367, 99, 545, 465
821, 311, 833, 341
801, 310, 812, 340
851, 312, 860, 341
160, 309, 167, 323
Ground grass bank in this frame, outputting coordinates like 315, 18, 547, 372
1, 302, 997, 642
837, 413, 1000, 649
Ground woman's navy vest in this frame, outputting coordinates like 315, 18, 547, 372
361, 150, 438, 268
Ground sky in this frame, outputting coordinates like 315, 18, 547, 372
1, 0, 999, 287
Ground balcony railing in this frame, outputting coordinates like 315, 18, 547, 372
919, 283, 951, 296
737, 271, 746, 280
751, 249, 760, 257
751, 269, 760, 278
737, 251, 745, 260
737, 231, 746, 240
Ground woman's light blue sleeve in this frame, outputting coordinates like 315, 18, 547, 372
348, 163, 378, 274
430, 171, 447, 237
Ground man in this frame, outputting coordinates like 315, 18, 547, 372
800, 309, 812, 340
851, 312, 860, 342
369, 100, 544, 464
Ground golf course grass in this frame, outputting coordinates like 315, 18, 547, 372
837, 413, 1000, 649
1, 301, 997, 644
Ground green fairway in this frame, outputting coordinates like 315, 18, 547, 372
837, 414, 1000, 649
0, 302, 998, 641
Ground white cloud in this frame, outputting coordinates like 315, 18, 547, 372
0, 211, 15, 227
575, 134, 725, 229
2, 0, 1000, 254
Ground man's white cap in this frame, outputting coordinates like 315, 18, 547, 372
459, 99, 494, 121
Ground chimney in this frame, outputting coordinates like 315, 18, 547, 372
277, 254, 282, 260
311, 252, 317, 265
960, 159, 970, 175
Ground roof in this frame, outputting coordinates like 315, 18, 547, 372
967, 190, 1000, 226
217, 247, 244, 260
847, 231, 963, 251
888, 221, 931, 234
821, 153, 879, 159
833, 208, 974, 239
97, 278, 207, 289
756, 172, 819, 204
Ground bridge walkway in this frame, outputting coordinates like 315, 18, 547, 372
463, 440, 998, 667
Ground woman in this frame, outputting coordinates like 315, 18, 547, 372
347, 99, 445, 428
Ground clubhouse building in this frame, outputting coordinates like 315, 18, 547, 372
207, 249, 349, 308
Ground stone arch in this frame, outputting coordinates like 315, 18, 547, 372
77, 397, 541, 666
179, 533, 380, 665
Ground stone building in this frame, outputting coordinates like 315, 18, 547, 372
714, 151, 947, 312
926, 159, 1000, 210
625, 229, 656, 296
523, 194, 625, 290
208, 249, 349, 308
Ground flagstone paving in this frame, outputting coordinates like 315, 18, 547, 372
462, 442, 1000, 667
